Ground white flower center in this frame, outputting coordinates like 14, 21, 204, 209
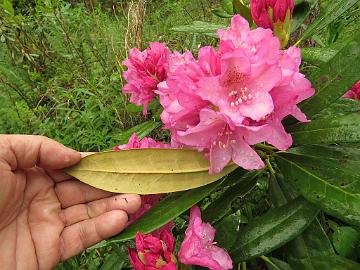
228, 87, 253, 107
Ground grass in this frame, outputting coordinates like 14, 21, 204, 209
0, 0, 221, 152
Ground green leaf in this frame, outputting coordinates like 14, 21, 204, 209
265, 257, 293, 270
268, 175, 288, 207
332, 226, 360, 260
299, 33, 360, 118
275, 145, 360, 226
65, 149, 238, 194
291, 0, 317, 34
230, 198, 319, 262
113, 120, 161, 144
99, 244, 129, 270
214, 213, 241, 250
297, 0, 358, 44
233, 0, 253, 24
289, 113, 360, 145
212, 8, 233, 18
301, 47, 338, 64
171, 21, 226, 36
313, 99, 360, 119
304, 255, 360, 270
202, 170, 261, 223
2, 0, 14, 15
286, 219, 335, 269
221, 0, 233, 14
301, 37, 356, 65
107, 169, 246, 243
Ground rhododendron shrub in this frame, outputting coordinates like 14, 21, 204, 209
117, 4, 360, 268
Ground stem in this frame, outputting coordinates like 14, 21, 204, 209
255, 143, 276, 154
266, 158, 276, 176
241, 261, 246, 270
260, 255, 280, 270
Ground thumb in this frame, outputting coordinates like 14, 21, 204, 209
0, 135, 81, 170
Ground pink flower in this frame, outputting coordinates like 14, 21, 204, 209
257, 46, 315, 150
343, 81, 360, 101
178, 206, 233, 270
250, 0, 294, 48
198, 46, 281, 123
123, 42, 170, 115
157, 15, 314, 173
129, 231, 177, 270
177, 108, 265, 174
113, 133, 170, 150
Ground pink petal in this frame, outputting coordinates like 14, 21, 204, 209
239, 91, 274, 121
209, 142, 233, 175
232, 137, 265, 170
128, 248, 145, 270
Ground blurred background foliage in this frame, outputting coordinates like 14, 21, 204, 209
0, 0, 220, 151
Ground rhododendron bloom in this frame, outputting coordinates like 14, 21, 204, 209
157, 15, 314, 173
113, 133, 170, 151
129, 231, 177, 270
178, 206, 233, 270
250, 0, 294, 48
343, 81, 360, 101
123, 42, 170, 115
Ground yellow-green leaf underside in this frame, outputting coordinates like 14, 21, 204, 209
65, 149, 238, 194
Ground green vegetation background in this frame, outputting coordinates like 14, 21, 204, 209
0, 0, 220, 151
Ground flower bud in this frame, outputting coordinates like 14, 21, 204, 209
250, 0, 294, 48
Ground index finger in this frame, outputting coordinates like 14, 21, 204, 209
0, 135, 81, 171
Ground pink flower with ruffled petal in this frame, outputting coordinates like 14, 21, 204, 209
178, 206, 233, 270
177, 108, 265, 174
343, 81, 360, 101
198, 47, 281, 123
258, 46, 315, 150
129, 231, 177, 270
123, 42, 170, 115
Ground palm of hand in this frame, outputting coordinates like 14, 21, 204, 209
0, 135, 141, 270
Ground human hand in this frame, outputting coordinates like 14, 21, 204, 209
0, 135, 141, 270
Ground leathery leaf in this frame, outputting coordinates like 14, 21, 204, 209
65, 149, 238, 194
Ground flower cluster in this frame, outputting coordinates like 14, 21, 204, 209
129, 206, 232, 270
122, 15, 314, 174
122, 42, 170, 115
